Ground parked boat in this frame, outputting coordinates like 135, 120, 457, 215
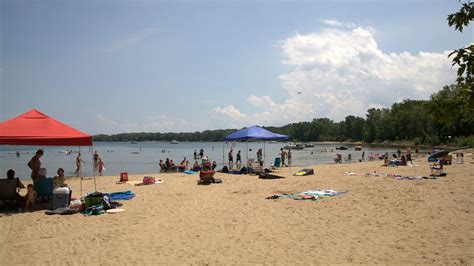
335, 146, 348, 150
130, 141, 138, 144
170, 140, 179, 144
283, 144, 304, 150
304, 143, 314, 148
354, 142, 363, 151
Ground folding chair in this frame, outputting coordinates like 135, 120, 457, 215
0, 179, 20, 210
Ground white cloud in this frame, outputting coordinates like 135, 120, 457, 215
103, 27, 160, 53
321, 19, 356, 29
212, 20, 456, 126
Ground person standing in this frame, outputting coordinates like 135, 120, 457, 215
98, 157, 106, 176
280, 148, 287, 167
362, 151, 365, 161
236, 150, 242, 168
228, 148, 234, 169
257, 148, 263, 166
93, 151, 99, 172
28, 149, 43, 180
75, 153, 86, 176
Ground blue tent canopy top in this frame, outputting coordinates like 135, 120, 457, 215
224, 125, 289, 141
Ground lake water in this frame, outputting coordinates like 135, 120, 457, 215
0, 141, 424, 179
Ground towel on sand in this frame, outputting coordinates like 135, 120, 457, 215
104, 191, 135, 201
267, 189, 346, 200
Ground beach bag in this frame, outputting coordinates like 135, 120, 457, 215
143, 176, 156, 185
120, 172, 129, 182
84, 192, 104, 208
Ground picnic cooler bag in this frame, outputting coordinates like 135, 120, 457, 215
84, 192, 104, 208
52, 187, 71, 209
120, 172, 129, 182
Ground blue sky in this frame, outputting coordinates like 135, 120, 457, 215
1, 0, 471, 134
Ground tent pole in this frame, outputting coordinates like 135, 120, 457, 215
246, 140, 249, 173
263, 142, 266, 168
91, 145, 97, 192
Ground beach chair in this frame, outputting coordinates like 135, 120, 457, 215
33, 178, 54, 199
249, 162, 264, 175
0, 179, 20, 210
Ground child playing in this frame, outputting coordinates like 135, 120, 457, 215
24, 184, 37, 210
98, 157, 106, 176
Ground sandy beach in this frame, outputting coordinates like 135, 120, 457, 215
1, 153, 473, 265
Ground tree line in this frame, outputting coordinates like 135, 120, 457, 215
94, 84, 474, 146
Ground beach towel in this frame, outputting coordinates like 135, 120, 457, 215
393, 176, 435, 180
184, 170, 198, 174
268, 189, 346, 200
84, 205, 105, 216
104, 191, 135, 201
45, 207, 80, 215
259, 173, 285, 179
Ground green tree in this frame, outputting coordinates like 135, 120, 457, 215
447, 1, 474, 108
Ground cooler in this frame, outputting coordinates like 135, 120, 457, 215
52, 187, 71, 209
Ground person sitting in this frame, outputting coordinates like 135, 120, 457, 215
383, 156, 389, 166
400, 155, 407, 166
192, 161, 201, 171
177, 159, 187, 172
199, 161, 221, 184
169, 160, 177, 171
158, 160, 166, 171
38, 168, 47, 178
165, 158, 171, 171
6, 169, 25, 191
53, 168, 67, 188
212, 161, 217, 171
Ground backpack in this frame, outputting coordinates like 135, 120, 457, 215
222, 166, 229, 173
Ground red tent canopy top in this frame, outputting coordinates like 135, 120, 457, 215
0, 109, 92, 146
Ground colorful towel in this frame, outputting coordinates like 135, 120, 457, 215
267, 189, 346, 200
184, 170, 198, 174
393, 176, 436, 180
104, 191, 135, 201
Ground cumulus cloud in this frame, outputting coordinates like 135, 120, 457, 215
212, 20, 456, 126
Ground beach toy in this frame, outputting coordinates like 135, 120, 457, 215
106, 208, 124, 214
294, 168, 314, 176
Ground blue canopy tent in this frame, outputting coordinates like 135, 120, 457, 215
224, 125, 289, 169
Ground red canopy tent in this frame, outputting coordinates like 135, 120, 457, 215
0, 109, 96, 192
0, 109, 92, 146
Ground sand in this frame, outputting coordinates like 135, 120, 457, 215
1, 153, 473, 264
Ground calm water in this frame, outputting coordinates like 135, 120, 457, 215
0, 141, 424, 179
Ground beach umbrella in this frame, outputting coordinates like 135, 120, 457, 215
430, 150, 449, 158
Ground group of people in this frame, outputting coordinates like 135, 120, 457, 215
227, 148, 266, 169
2, 149, 74, 210
159, 157, 217, 172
